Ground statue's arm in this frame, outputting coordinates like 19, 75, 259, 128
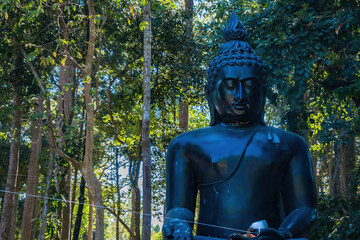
163, 139, 197, 238
279, 136, 318, 238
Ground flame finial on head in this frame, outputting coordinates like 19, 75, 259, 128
223, 11, 247, 42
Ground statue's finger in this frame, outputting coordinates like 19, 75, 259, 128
259, 228, 279, 237
175, 236, 189, 240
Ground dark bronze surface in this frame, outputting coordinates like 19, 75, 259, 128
163, 12, 317, 240
193, 236, 309, 240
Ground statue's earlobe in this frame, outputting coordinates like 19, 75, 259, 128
206, 90, 217, 126
209, 102, 216, 126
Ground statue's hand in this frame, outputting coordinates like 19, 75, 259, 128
229, 228, 291, 240
162, 219, 193, 240
257, 228, 291, 240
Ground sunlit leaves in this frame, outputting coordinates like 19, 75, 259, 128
76, 51, 82, 59
61, 57, 66, 66
139, 21, 149, 30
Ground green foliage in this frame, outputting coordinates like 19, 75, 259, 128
151, 6, 207, 107
312, 193, 360, 240
152, 228, 163, 240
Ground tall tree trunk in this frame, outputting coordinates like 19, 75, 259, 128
60, 166, 72, 240
142, 1, 152, 239
179, 0, 193, 131
79, 1, 105, 239
0, 53, 22, 240
59, 58, 76, 240
88, 192, 94, 240
185, 0, 193, 30
73, 122, 86, 240
179, 102, 188, 131
330, 141, 340, 196
30, 198, 39, 240
21, 95, 43, 240
70, 169, 78, 232
131, 185, 141, 240
9, 187, 19, 240
60, 59, 76, 125
40, 149, 55, 240
72, 177, 86, 240
130, 158, 141, 240
337, 132, 356, 197
115, 148, 121, 240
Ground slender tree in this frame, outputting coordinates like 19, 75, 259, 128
58, 58, 76, 240
39, 149, 55, 240
20, 95, 43, 240
9, 186, 19, 240
87, 191, 94, 240
72, 177, 86, 240
179, 0, 194, 132
78, 0, 105, 238
142, 0, 152, 239
115, 148, 120, 240
0, 53, 23, 240
129, 155, 141, 240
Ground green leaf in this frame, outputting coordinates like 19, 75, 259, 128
27, 52, 36, 61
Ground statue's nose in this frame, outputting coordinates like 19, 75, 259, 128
234, 82, 246, 101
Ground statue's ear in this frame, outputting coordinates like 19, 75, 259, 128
206, 90, 217, 126
259, 83, 267, 126
209, 102, 216, 126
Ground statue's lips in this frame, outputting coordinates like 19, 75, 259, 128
232, 103, 248, 110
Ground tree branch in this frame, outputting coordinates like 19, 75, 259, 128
46, 115, 81, 169
94, 15, 108, 114
104, 206, 135, 238
56, 6, 68, 43
66, 54, 86, 77
18, 44, 81, 170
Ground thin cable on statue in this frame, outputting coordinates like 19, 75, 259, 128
0, 189, 253, 234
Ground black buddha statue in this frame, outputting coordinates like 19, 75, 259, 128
162, 12, 318, 240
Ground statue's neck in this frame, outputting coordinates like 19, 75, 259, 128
218, 120, 258, 127
217, 113, 265, 127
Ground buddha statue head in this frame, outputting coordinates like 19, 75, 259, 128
206, 12, 267, 126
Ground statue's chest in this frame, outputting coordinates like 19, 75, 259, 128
186, 131, 290, 186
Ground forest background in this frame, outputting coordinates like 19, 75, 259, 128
0, 0, 359, 239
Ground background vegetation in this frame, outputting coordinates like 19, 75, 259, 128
0, 0, 359, 239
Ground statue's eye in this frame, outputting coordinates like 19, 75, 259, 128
222, 79, 237, 90
244, 79, 255, 89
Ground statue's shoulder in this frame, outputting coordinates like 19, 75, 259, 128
264, 126, 308, 148
168, 126, 214, 148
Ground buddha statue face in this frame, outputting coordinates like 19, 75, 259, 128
211, 64, 264, 125
206, 12, 266, 126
